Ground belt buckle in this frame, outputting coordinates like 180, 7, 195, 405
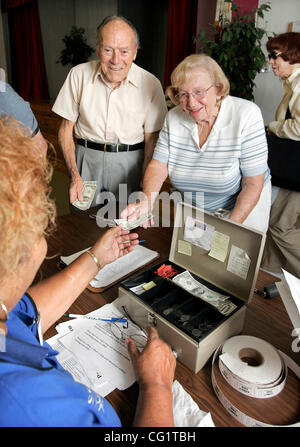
116, 143, 119, 153
104, 143, 107, 152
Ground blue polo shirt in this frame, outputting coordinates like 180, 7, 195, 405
0, 294, 121, 427
0, 82, 39, 135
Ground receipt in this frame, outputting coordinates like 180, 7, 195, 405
178, 240, 192, 256
208, 231, 230, 262
227, 245, 251, 280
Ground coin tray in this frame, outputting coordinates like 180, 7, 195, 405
121, 260, 242, 341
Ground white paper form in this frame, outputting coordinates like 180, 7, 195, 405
53, 301, 146, 390
58, 322, 138, 391
47, 334, 115, 397
47, 300, 130, 394
61, 245, 158, 289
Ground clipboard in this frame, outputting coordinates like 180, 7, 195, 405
57, 245, 160, 293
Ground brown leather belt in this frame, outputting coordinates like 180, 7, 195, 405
77, 139, 144, 152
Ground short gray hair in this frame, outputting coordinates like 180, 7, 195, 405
96, 15, 140, 51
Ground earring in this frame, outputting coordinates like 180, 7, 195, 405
0, 301, 9, 322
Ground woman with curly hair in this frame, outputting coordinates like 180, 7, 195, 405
0, 116, 175, 427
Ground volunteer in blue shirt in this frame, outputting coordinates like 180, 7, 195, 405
0, 81, 48, 154
0, 116, 176, 427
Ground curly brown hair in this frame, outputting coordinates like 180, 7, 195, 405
0, 116, 56, 278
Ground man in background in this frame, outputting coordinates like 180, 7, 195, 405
52, 15, 167, 208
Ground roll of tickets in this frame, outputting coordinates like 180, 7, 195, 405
211, 335, 300, 427
220, 336, 284, 398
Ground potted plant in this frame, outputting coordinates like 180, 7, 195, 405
195, 1, 271, 101
57, 26, 94, 67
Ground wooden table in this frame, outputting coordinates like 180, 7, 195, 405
42, 211, 300, 427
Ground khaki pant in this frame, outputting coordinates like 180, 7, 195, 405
261, 188, 300, 278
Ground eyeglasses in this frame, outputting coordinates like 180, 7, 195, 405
107, 306, 147, 349
175, 85, 214, 103
268, 51, 282, 60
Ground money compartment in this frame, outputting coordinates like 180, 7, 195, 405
121, 259, 244, 339
118, 202, 266, 373
121, 260, 184, 306
152, 290, 230, 342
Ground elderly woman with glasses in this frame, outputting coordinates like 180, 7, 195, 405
0, 116, 176, 427
122, 54, 271, 233
261, 32, 300, 278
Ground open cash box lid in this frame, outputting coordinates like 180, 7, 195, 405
169, 202, 266, 305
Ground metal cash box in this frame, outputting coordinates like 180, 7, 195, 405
118, 202, 266, 373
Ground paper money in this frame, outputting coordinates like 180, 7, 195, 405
172, 271, 237, 316
72, 181, 97, 211
114, 213, 153, 230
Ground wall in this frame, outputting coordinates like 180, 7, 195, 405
253, 0, 300, 124
118, 0, 168, 86
196, 0, 217, 51
38, 0, 117, 101
38, 0, 169, 101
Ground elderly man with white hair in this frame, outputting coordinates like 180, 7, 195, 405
53, 15, 167, 207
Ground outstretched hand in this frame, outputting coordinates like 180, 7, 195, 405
92, 226, 139, 270
121, 199, 153, 228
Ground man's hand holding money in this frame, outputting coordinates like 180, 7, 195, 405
120, 196, 154, 228
72, 181, 97, 211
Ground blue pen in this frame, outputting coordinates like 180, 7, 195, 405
121, 239, 146, 244
65, 313, 127, 323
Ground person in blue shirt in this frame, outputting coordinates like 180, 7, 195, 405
0, 81, 48, 154
0, 115, 176, 427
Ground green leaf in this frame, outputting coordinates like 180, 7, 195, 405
193, 0, 271, 100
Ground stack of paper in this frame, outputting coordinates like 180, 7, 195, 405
47, 299, 145, 396
47, 298, 215, 426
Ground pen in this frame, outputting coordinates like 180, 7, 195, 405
121, 239, 146, 244
64, 313, 127, 323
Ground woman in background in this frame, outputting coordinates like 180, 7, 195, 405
261, 32, 300, 278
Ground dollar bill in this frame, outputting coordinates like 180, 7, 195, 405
172, 270, 237, 316
114, 213, 153, 230
72, 181, 97, 211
